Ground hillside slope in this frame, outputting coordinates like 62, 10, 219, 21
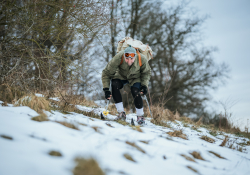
0, 99, 250, 175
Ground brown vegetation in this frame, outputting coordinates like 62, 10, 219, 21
187, 166, 199, 174
125, 141, 146, 154
123, 153, 136, 162
132, 125, 143, 133
180, 154, 196, 162
200, 135, 215, 143
219, 136, 228, 147
49, 151, 62, 157
56, 121, 79, 130
31, 113, 49, 122
168, 130, 188, 140
208, 151, 226, 159
190, 151, 205, 161
15, 95, 50, 114
73, 158, 105, 175
0, 135, 13, 140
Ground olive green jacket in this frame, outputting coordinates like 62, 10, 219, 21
102, 50, 151, 89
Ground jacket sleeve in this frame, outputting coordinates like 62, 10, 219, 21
140, 55, 151, 87
102, 51, 124, 89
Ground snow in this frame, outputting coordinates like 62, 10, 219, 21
0, 100, 250, 175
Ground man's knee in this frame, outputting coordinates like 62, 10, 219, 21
131, 86, 140, 97
112, 79, 123, 90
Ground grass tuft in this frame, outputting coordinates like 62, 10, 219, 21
180, 154, 196, 162
73, 158, 105, 175
105, 123, 114, 128
31, 112, 49, 122
139, 140, 149, 144
219, 136, 228, 147
200, 135, 215, 143
0, 134, 13, 140
49, 151, 62, 157
123, 153, 136, 162
190, 151, 205, 161
125, 141, 146, 154
132, 125, 143, 132
15, 95, 50, 114
187, 166, 199, 174
56, 121, 79, 130
168, 130, 187, 140
208, 151, 226, 159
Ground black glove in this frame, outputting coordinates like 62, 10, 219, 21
103, 88, 112, 100
140, 85, 148, 95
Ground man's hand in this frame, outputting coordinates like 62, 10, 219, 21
140, 85, 148, 95
103, 88, 112, 100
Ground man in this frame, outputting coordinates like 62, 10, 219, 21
102, 45, 151, 125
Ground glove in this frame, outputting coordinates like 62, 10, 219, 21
103, 88, 112, 100
140, 85, 148, 95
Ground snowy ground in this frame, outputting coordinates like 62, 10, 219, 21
0, 99, 250, 175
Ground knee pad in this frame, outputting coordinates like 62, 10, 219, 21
112, 79, 123, 90
131, 86, 143, 108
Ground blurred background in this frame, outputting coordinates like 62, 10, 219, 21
0, 0, 249, 131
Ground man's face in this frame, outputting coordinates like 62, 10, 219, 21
124, 53, 136, 66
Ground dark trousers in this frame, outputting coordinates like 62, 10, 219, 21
111, 79, 143, 109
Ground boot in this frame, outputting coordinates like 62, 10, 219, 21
115, 111, 126, 121
137, 115, 145, 125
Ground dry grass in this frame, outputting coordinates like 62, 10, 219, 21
31, 112, 49, 122
116, 120, 130, 126
180, 154, 196, 162
139, 140, 149, 144
132, 125, 143, 132
196, 117, 203, 126
0, 85, 26, 103
123, 153, 136, 162
150, 105, 176, 127
73, 158, 105, 175
200, 135, 215, 143
190, 151, 205, 161
15, 95, 50, 114
208, 151, 226, 159
219, 136, 228, 147
92, 126, 102, 134
105, 123, 114, 128
107, 103, 117, 115
187, 166, 199, 174
0, 135, 13, 140
56, 121, 79, 130
49, 151, 62, 157
125, 141, 146, 154
180, 116, 193, 124
168, 130, 188, 140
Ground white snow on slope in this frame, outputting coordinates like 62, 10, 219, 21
0, 101, 250, 175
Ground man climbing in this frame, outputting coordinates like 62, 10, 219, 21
102, 45, 151, 125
